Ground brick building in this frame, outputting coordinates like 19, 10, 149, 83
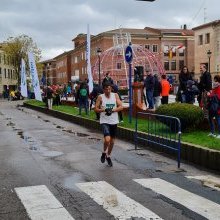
41, 26, 194, 86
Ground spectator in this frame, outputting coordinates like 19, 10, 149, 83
161, 74, 170, 104
46, 86, 53, 110
153, 73, 162, 109
177, 66, 193, 102
207, 75, 220, 138
144, 71, 155, 109
102, 72, 114, 87
198, 64, 212, 117
90, 83, 103, 120
78, 82, 89, 115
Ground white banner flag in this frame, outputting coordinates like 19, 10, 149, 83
86, 24, 93, 93
20, 58, 28, 97
28, 52, 42, 101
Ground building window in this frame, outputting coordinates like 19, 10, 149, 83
4, 68, 7, 78
75, 69, 79, 76
152, 45, 158, 53
171, 46, 176, 57
164, 61, 169, 70
0, 54, 1, 64
198, 35, 203, 45
217, 41, 220, 52
179, 60, 184, 70
178, 47, 185, 56
74, 56, 78, 63
163, 45, 169, 56
0, 67, 1, 75
205, 33, 210, 44
117, 63, 122, 70
171, 61, 176, 70
145, 44, 150, 50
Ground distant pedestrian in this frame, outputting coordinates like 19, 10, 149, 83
78, 82, 89, 115
207, 75, 220, 138
46, 86, 53, 110
102, 72, 114, 87
161, 74, 170, 104
144, 71, 155, 109
177, 66, 193, 103
153, 73, 162, 109
94, 82, 123, 167
198, 64, 212, 117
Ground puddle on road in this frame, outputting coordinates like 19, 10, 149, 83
6, 121, 15, 127
63, 173, 86, 191
61, 129, 90, 137
56, 125, 64, 129
75, 132, 90, 137
88, 137, 101, 141
41, 151, 63, 157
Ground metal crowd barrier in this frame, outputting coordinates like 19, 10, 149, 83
135, 112, 181, 168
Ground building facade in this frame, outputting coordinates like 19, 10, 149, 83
193, 20, 220, 78
41, 26, 195, 87
0, 43, 17, 95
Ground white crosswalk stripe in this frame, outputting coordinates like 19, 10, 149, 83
186, 175, 220, 191
76, 181, 162, 220
15, 185, 74, 220
134, 178, 220, 220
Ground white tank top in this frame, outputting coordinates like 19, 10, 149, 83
100, 92, 119, 124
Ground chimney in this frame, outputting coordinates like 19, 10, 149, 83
183, 24, 187, 30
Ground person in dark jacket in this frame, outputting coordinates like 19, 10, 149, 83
153, 73, 162, 109
144, 71, 155, 109
102, 72, 114, 87
90, 83, 103, 120
177, 66, 193, 102
198, 64, 212, 117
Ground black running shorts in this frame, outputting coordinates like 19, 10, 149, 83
101, 124, 117, 138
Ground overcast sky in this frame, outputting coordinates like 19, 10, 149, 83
0, 0, 219, 61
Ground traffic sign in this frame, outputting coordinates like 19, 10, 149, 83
125, 46, 133, 63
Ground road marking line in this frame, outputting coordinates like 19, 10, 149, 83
186, 175, 220, 191
134, 178, 220, 220
76, 181, 162, 220
15, 185, 74, 220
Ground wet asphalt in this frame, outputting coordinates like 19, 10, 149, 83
0, 100, 220, 220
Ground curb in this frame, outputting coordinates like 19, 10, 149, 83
23, 103, 220, 172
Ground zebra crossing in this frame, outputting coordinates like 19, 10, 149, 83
14, 176, 220, 220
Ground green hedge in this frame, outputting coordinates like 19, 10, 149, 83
155, 103, 204, 131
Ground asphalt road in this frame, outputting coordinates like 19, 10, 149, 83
0, 100, 219, 220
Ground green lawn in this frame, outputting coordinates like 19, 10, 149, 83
25, 100, 220, 151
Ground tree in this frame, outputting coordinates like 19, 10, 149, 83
3, 34, 42, 85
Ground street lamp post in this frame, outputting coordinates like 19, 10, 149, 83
207, 50, 212, 73
97, 48, 102, 86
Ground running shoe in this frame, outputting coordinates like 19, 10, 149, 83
100, 153, 106, 163
106, 157, 113, 167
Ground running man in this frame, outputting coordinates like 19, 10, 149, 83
94, 82, 123, 167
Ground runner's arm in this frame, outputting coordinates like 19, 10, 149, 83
94, 95, 105, 113
112, 93, 123, 113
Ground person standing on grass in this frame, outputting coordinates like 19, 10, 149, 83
198, 64, 212, 118
207, 75, 220, 138
161, 74, 170, 104
94, 82, 123, 167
